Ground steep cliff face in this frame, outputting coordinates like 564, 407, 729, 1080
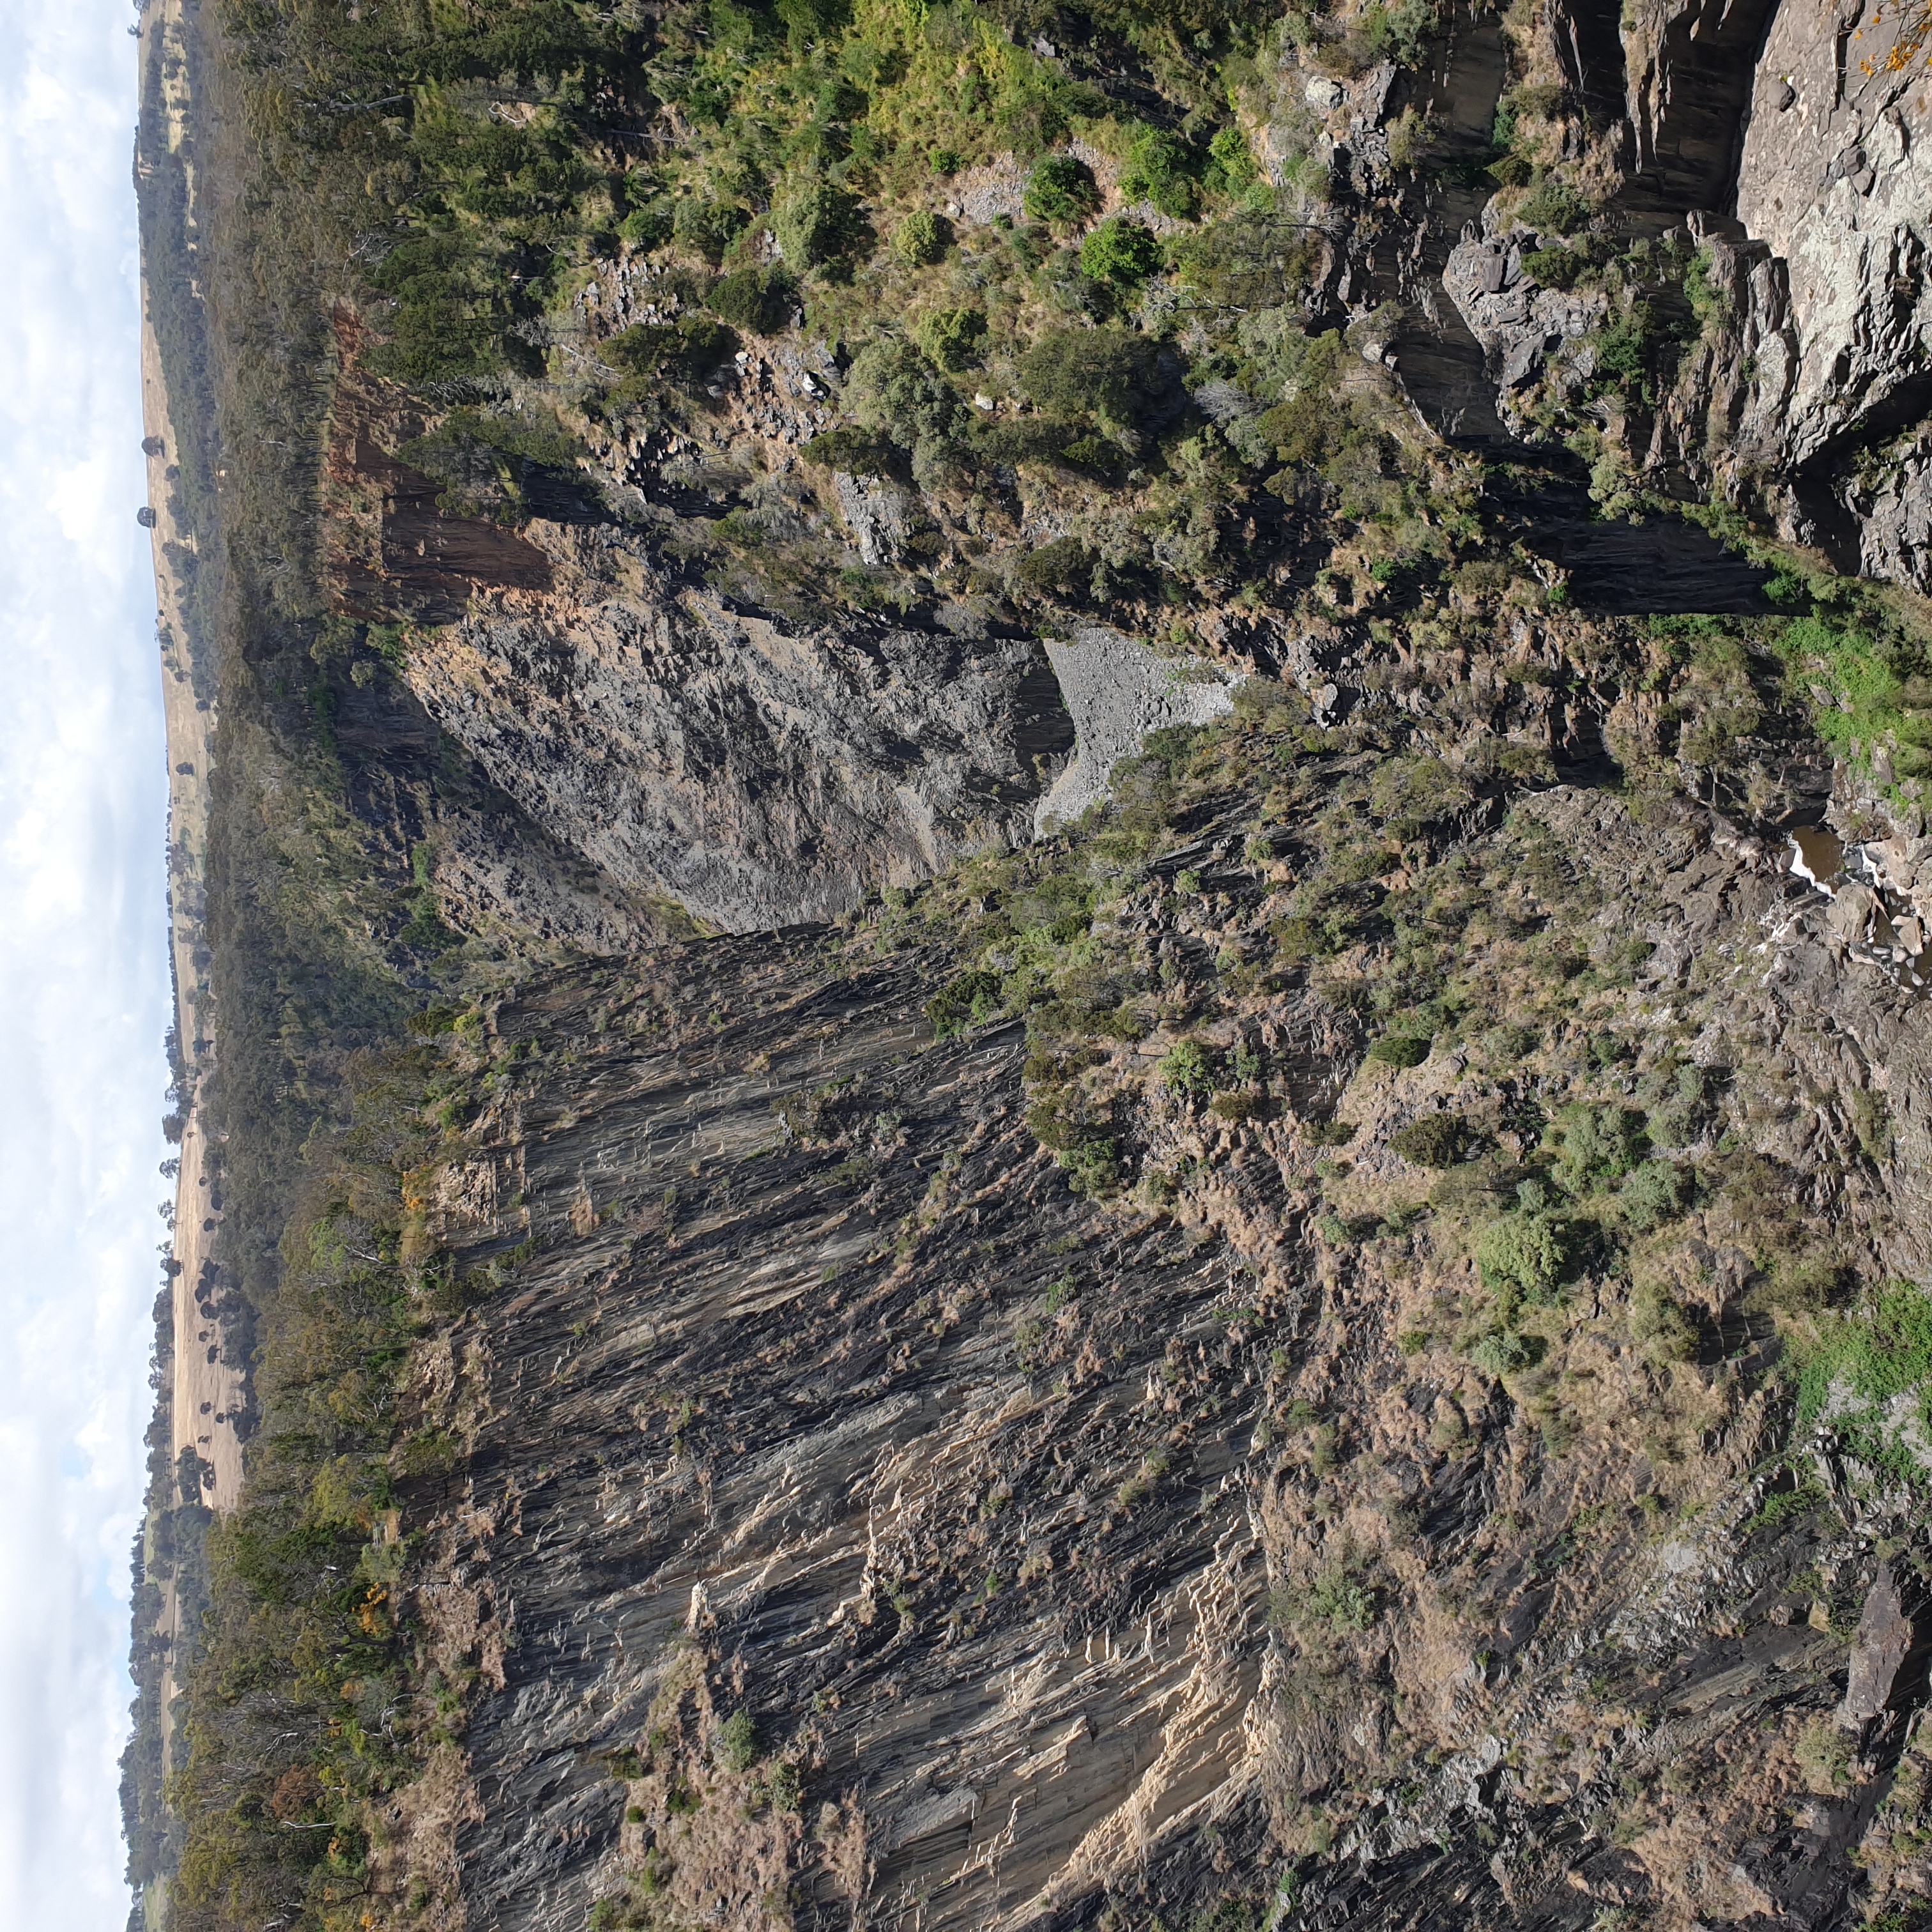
385, 732, 1932, 1932
417, 939, 1275, 1932
1354, 0, 1932, 588
146, 1, 1932, 1928
401, 559, 1074, 933
325, 338, 1083, 935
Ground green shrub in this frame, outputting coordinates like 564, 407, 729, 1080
1171, 211, 1321, 310
1629, 1279, 1698, 1362
1549, 1102, 1646, 1185
1365, 0, 1441, 65
1262, 391, 1381, 479
1761, 1248, 1851, 1313
777, 0, 850, 54
1618, 1160, 1687, 1230
366, 232, 514, 382
1204, 126, 1258, 195
1367, 1034, 1430, 1070
601, 316, 733, 390
1522, 245, 1586, 289
1119, 126, 1197, 218
1080, 217, 1162, 289
1389, 1113, 1467, 1167
671, 195, 749, 261
1774, 611, 1915, 774
1468, 1328, 1547, 1379
1275, 1565, 1376, 1632
620, 201, 673, 250
1593, 304, 1659, 391
893, 208, 951, 265
1684, 245, 1732, 330
926, 969, 1002, 1038
774, 178, 864, 270
1475, 1211, 1570, 1299
716, 1709, 758, 1773
1058, 434, 1124, 471
802, 425, 894, 473
911, 305, 987, 371
1211, 1091, 1267, 1123
1015, 536, 1094, 599
1023, 153, 1100, 225
1159, 1039, 1215, 1098
1059, 1135, 1119, 1196
1794, 1715, 1853, 1793
395, 408, 584, 523
845, 338, 969, 448
706, 266, 794, 333
1515, 174, 1590, 234
1791, 1281, 1932, 1477
1017, 327, 1162, 428
1643, 1061, 1705, 1147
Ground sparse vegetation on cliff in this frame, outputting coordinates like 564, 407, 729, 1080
134, 0, 1932, 1921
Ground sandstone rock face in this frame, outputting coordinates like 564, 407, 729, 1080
1843, 422, 1932, 585
400, 529, 1075, 933
1620, 0, 1781, 212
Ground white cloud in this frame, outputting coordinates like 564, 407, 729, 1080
0, 1, 171, 1929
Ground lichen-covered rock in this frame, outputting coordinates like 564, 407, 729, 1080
1839, 1561, 1926, 1730
1441, 234, 1607, 425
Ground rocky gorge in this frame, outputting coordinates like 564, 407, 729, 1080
127, 0, 1932, 1928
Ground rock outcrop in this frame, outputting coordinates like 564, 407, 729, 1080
418, 940, 1275, 1931
397, 539, 1075, 933
1312, 0, 1932, 590
140, 3, 1932, 1928
390, 746, 1932, 1931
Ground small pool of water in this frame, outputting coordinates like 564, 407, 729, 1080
1789, 825, 1844, 890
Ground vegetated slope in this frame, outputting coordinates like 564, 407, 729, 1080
167, 642, 1932, 1932
133, 0, 1932, 1926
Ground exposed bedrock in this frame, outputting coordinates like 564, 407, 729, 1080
1386, 0, 1932, 590
399, 776, 1932, 1932
1731, 0, 1932, 477
420, 940, 1285, 1932
1620, 0, 1781, 215
399, 528, 1076, 933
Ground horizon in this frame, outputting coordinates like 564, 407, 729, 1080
0, 3, 171, 1927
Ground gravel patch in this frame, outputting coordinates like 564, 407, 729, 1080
1034, 624, 1243, 834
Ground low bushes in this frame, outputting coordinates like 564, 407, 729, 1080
1390, 1113, 1466, 1167
1367, 1034, 1430, 1069
1022, 153, 1099, 226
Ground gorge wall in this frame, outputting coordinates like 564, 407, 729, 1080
131, 0, 1932, 1928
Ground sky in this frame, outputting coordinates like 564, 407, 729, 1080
0, 0, 172, 1926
